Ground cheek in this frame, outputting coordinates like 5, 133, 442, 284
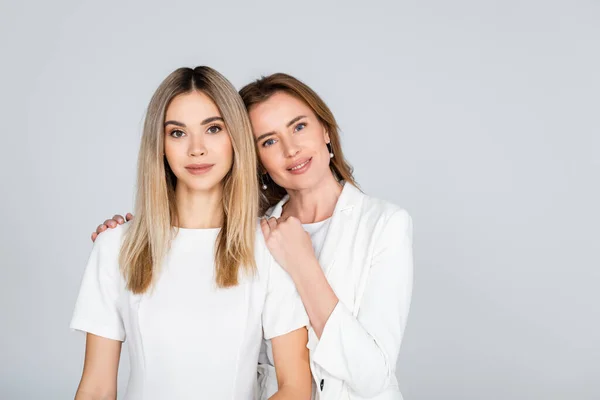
163, 140, 179, 166
308, 127, 327, 147
216, 135, 234, 165
258, 149, 282, 174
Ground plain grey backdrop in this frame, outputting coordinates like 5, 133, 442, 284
1, 0, 598, 399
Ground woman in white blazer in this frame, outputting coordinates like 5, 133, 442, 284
93, 73, 413, 400
240, 74, 413, 400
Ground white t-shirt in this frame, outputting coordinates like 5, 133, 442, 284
70, 222, 308, 400
257, 218, 331, 400
302, 218, 331, 260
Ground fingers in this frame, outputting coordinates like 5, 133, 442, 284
282, 215, 301, 226
267, 217, 278, 232
261, 217, 280, 241
103, 219, 117, 229
260, 217, 270, 239
260, 217, 278, 233
96, 224, 108, 235
92, 212, 131, 243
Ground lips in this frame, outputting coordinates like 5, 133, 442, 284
286, 157, 312, 175
185, 163, 215, 175
287, 158, 311, 171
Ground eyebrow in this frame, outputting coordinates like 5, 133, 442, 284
254, 115, 308, 143
255, 131, 274, 143
201, 116, 224, 125
286, 115, 307, 127
164, 116, 224, 128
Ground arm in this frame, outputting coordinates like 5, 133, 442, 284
74, 333, 122, 400
264, 211, 413, 397
260, 216, 337, 338
301, 210, 413, 397
72, 226, 127, 398
268, 328, 312, 400
288, 262, 337, 338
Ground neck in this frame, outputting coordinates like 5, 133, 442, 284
282, 172, 343, 224
174, 183, 224, 229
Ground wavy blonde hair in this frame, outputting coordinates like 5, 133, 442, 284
120, 66, 258, 293
239, 73, 357, 214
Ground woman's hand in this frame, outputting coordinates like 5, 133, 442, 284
260, 216, 317, 278
91, 213, 134, 242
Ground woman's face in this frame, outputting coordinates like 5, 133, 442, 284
249, 91, 331, 192
164, 91, 233, 193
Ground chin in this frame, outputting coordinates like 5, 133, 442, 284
191, 183, 223, 192
175, 176, 222, 192
281, 172, 323, 191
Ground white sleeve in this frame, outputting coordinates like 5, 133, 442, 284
311, 209, 414, 397
69, 227, 126, 342
262, 255, 309, 340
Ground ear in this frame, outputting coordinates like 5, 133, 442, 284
324, 129, 331, 144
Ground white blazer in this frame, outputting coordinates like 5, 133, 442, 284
260, 182, 414, 400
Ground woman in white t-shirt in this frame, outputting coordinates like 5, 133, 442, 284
71, 67, 312, 400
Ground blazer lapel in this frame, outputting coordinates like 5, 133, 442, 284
317, 183, 362, 277
265, 195, 288, 218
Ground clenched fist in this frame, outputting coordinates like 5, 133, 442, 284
260, 216, 317, 277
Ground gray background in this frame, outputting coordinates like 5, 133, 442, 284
1, 0, 598, 399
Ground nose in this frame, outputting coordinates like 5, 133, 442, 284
281, 137, 300, 158
189, 133, 207, 157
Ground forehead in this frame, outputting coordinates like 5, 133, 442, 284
249, 92, 314, 132
165, 91, 221, 122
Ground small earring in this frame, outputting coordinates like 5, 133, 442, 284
326, 142, 334, 158
260, 174, 268, 190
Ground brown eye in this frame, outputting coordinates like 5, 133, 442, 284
169, 129, 185, 138
207, 125, 222, 134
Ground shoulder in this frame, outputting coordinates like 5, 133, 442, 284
89, 223, 131, 276
81, 222, 131, 287
254, 218, 267, 249
253, 219, 272, 274
93, 222, 129, 252
357, 192, 412, 233
252, 219, 291, 287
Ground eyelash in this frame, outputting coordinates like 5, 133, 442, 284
294, 122, 307, 132
206, 124, 222, 134
168, 125, 222, 138
262, 138, 277, 148
169, 129, 185, 138
262, 122, 307, 148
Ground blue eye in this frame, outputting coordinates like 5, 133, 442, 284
294, 123, 306, 133
262, 138, 277, 148
207, 125, 222, 134
169, 129, 185, 138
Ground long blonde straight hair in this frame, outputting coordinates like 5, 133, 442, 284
120, 66, 258, 293
239, 73, 358, 215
